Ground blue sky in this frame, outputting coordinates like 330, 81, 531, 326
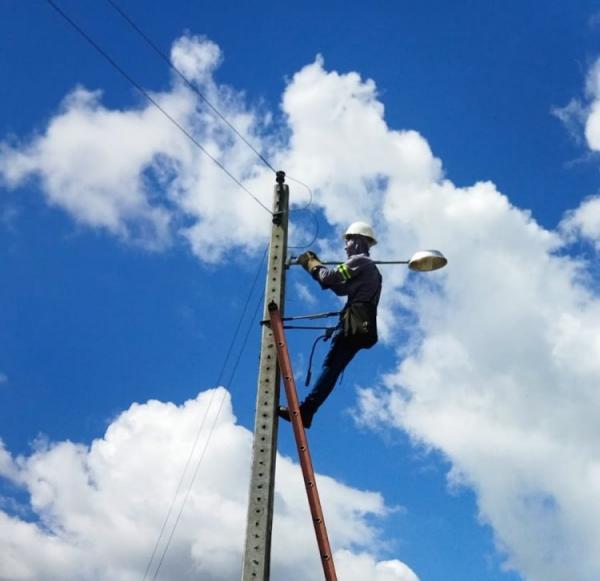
2, 2, 600, 580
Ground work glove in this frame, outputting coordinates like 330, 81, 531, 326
297, 251, 323, 273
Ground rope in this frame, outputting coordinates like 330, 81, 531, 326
287, 176, 320, 250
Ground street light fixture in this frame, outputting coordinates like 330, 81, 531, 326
407, 250, 448, 272
294, 249, 448, 271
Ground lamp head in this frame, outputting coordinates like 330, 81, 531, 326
408, 250, 448, 272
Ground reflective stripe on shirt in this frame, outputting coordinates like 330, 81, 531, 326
337, 263, 352, 281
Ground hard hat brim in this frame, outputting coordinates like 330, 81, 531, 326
342, 233, 377, 246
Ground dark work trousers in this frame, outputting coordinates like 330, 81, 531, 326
301, 330, 364, 420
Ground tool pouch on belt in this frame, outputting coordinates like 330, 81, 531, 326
342, 302, 378, 348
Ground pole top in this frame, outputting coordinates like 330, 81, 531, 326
276, 170, 286, 184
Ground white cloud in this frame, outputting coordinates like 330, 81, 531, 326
170, 35, 222, 82
554, 56, 600, 153
561, 195, 600, 250
0, 389, 416, 581
0, 36, 274, 260
554, 59, 600, 255
280, 55, 441, 231
0, 86, 186, 248
551, 98, 587, 145
0, 373, 7, 384
336, 551, 419, 581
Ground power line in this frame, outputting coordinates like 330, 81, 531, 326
226, 289, 265, 388
47, 1, 323, 236
151, 295, 264, 581
73, 0, 321, 250
100, 0, 321, 250
45, 0, 273, 215
144, 246, 268, 581
103, 0, 277, 175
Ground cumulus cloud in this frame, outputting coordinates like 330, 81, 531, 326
561, 195, 600, 250
554, 56, 600, 152
171, 35, 222, 82
336, 551, 419, 581
552, 59, 600, 253
0, 35, 275, 259
552, 98, 587, 145
0, 390, 415, 581
4, 32, 600, 581
0, 86, 185, 248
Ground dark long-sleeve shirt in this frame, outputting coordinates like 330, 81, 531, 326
312, 254, 382, 307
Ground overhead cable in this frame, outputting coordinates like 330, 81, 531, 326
226, 290, 265, 387
99, 0, 321, 250
45, 0, 273, 215
152, 287, 264, 581
104, 0, 277, 175
143, 246, 268, 581
102, 0, 321, 250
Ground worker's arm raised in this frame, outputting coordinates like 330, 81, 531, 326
311, 261, 356, 296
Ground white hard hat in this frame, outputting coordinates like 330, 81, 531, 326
343, 221, 377, 245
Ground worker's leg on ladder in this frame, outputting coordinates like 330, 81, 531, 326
301, 333, 361, 422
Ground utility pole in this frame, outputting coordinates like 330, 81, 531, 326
241, 170, 289, 581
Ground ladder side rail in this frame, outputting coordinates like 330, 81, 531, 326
268, 301, 338, 581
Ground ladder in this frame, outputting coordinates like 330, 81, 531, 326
268, 301, 338, 581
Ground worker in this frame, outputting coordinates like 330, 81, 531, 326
279, 221, 382, 428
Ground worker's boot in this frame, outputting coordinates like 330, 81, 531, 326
277, 405, 313, 429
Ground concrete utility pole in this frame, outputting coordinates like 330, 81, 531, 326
241, 171, 289, 581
